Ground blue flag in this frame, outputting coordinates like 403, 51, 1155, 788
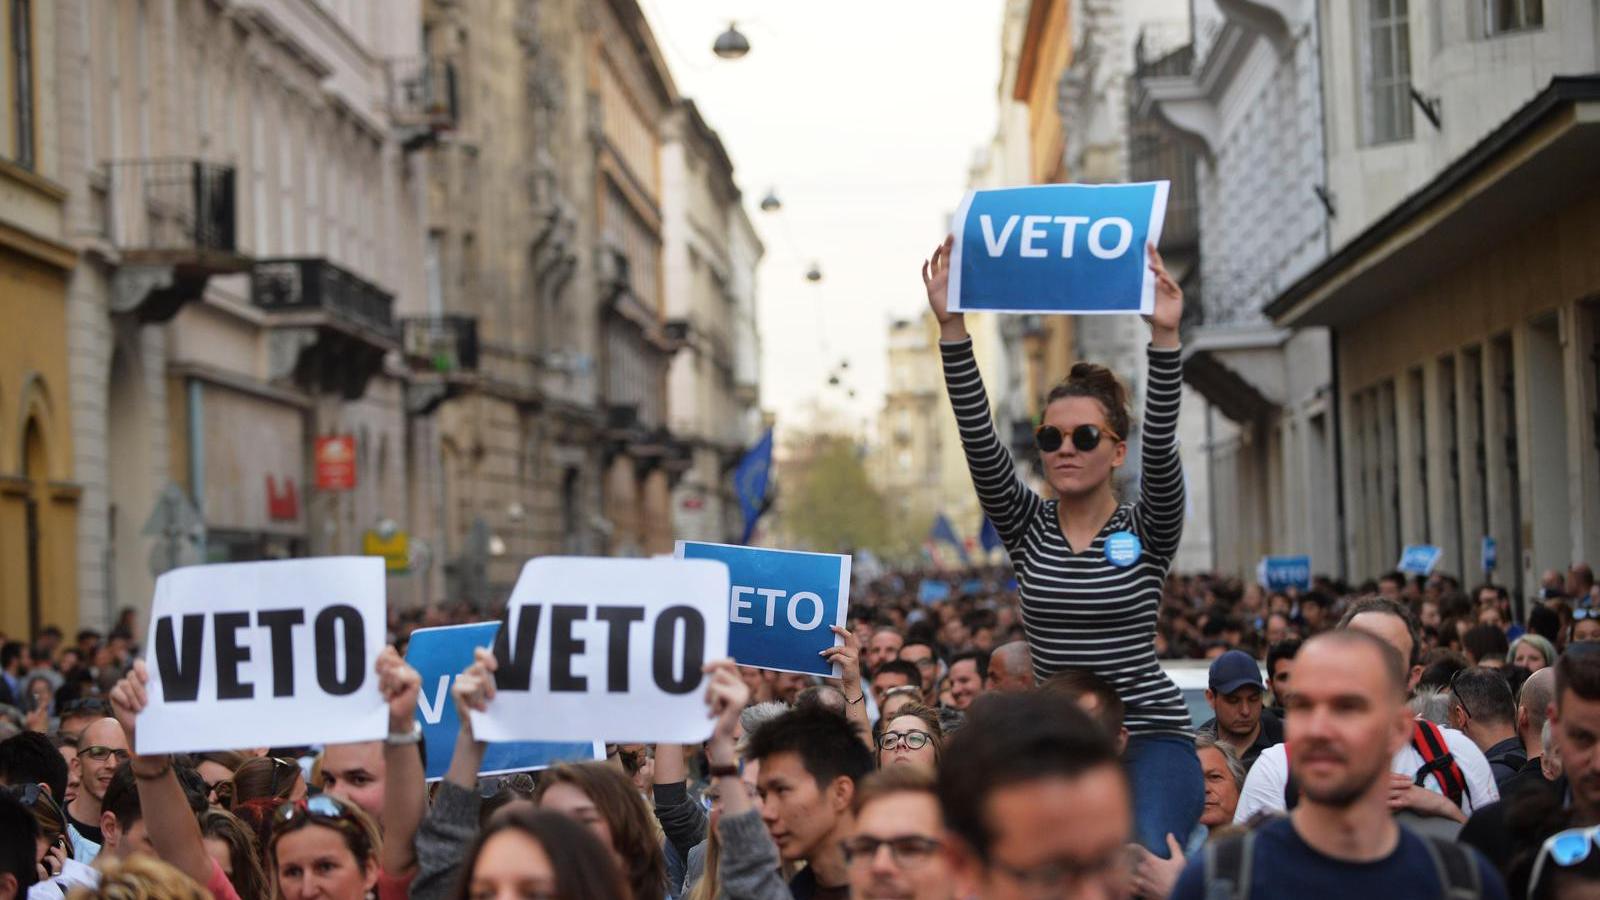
979, 517, 1002, 554
734, 429, 774, 545
929, 514, 970, 566
949, 182, 1169, 315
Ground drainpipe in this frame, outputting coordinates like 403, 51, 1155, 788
188, 378, 207, 560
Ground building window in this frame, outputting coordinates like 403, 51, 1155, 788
9, 0, 34, 169
1488, 0, 1543, 34
1364, 0, 1413, 145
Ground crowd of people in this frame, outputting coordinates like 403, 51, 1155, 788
2, 238, 1598, 900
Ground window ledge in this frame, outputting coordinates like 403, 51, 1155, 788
0, 157, 68, 203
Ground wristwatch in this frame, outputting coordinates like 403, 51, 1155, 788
386, 721, 423, 746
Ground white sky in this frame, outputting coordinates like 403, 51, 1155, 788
639, 1, 1005, 438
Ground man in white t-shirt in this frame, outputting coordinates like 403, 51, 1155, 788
1235, 598, 1499, 826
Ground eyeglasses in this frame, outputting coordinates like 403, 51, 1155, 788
876, 729, 932, 752
1448, 669, 1475, 721
81, 745, 130, 763
1035, 423, 1120, 454
1528, 825, 1600, 899
841, 835, 942, 867
272, 794, 370, 847
988, 852, 1121, 893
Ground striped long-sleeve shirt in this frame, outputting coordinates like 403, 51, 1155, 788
941, 337, 1190, 737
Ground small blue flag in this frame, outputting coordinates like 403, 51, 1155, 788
929, 514, 970, 566
979, 517, 1002, 554
734, 429, 774, 545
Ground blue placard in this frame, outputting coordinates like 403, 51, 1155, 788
918, 580, 952, 605
405, 623, 601, 782
1259, 555, 1312, 592
1398, 545, 1444, 577
1482, 536, 1498, 573
949, 182, 1169, 315
675, 541, 851, 677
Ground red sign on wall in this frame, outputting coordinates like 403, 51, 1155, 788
265, 475, 300, 521
315, 436, 357, 491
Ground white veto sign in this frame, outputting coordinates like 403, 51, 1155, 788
469, 556, 731, 744
136, 557, 388, 754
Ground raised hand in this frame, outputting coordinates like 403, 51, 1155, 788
376, 646, 422, 733
922, 235, 967, 340
702, 659, 750, 763
1143, 242, 1182, 347
108, 659, 151, 751
820, 625, 862, 697
452, 647, 499, 726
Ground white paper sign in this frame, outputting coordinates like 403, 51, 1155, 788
136, 557, 388, 754
469, 556, 731, 744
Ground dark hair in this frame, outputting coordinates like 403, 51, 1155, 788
200, 808, 269, 900
102, 762, 142, 830
1044, 362, 1130, 442
1039, 669, 1125, 734
0, 731, 68, 802
1555, 643, 1600, 709
1463, 624, 1510, 664
873, 659, 923, 685
949, 650, 989, 682
1452, 667, 1516, 726
743, 705, 874, 792
0, 642, 23, 669
535, 763, 665, 900
795, 684, 847, 714
0, 792, 40, 892
1417, 650, 1470, 692
1379, 571, 1407, 589
1528, 604, 1562, 645
1266, 640, 1301, 680
899, 640, 937, 659
223, 756, 303, 809
451, 806, 627, 900
1338, 597, 1422, 667
938, 693, 1121, 859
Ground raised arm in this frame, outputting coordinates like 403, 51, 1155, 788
1136, 243, 1187, 560
376, 647, 425, 877
652, 743, 708, 864
923, 236, 1042, 545
821, 625, 872, 750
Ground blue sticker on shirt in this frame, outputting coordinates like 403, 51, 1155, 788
1105, 531, 1142, 567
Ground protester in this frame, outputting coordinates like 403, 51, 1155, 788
1041, 669, 1130, 755
1448, 668, 1528, 787
870, 661, 922, 711
1466, 625, 1511, 668
70, 854, 209, 900
65, 717, 129, 862
270, 794, 383, 900
451, 806, 628, 900
193, 751, 248, 807
944, 652, 986, 711
844, 767, 952, 900
535, 763, 669, 900
897, 643, 940, 703
1199, 650, 1283, 770
865, 628, 905, 674
1510, 634, 1557, 673
938, 691, 1133, 898
1129, 734, 1246, 898
984, 642, 1032, 693
1502, 667, 1557, 796
0, 791, 39, 899
877, 686, 923, 724
924, 234, 1200, 856
1266, 639, 1300, 709
220, 756, 305, 810
876, 705, 943, 772
1172, 630, 1506, 899
197, 807, 268, 900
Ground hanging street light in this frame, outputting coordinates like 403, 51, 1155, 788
759, 188, 782, 212
805, 262, 823, 283
713, 22, 751, 59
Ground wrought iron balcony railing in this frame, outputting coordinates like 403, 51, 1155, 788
250, 258, 397, 341
401, 315, 480, 373
104, 159, 238, 256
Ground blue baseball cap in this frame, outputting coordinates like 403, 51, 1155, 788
1208, 650, 1265, 695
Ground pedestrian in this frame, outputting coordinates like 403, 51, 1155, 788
923, 234, 1200, 856
1170, 630, 1506, 899
0, 790, 39, 899
219, 756, 306, 810
450, 806, 628, 900
865, 627, 906, 674
193, 751, 248, 807
1199, 650, 1284, 770
1510, 634, 1557, 673
870, 661, 922, 712
270, 794, 383, 900
1502, 667, 1557, 797
944, 652, 986, 711
198, 808, 268, 900
1128, 734, 1247, 897
844, 766, 952, 900
1448, 668, 1528, 788
66, 717, 129, 862
938, 691, 1133, 898
875, 704, 943, 772
1266, 639, 1300, 709
879, 686, 924, 724
984, 642, 1032, 693
69, 854, 209, 900
897, 642, 941, 703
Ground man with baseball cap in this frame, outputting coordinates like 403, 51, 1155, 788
1199, 650, 1283, 770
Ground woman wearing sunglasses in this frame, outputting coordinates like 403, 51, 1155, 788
269, 794, 387, 900
922, 234, 1199, 856
875, 704, 943, 772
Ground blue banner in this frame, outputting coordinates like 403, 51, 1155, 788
978, 517, 1003, 554
929, 514, 970, 566
1481, 536, 1497, 573
405, 623, 601, 781
918, 580, 952, 605
1258, 555, 1312, 592
734, 430, 774, 545
676, 541, 850, 676
1398, 545, 1444, 577
950, 182, 1169, 315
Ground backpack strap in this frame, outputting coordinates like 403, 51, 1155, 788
1411, 720, 1469, 808
1417, 833, 1482, 900
1203, 831, 1255, 900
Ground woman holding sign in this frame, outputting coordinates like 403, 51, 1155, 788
922, 235, 1200, 856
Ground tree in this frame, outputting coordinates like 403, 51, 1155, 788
776, 431, 891, 555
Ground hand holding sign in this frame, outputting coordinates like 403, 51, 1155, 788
820, 625, 862, 699
377, 647, 422, 733
1144, 243, 1183, 348
922, 235, 965, 341
108, 658, 151, 750
452, 646, 497, 734
703, 659, 749, 763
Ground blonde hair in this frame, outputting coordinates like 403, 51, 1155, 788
68, 854, 210, 900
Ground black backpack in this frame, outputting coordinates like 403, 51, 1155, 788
1201, 826, 1483, 900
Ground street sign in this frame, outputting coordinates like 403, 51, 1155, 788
315, 436, 357, 491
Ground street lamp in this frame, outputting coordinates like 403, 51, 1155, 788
805, 262, 823, 283
759, 188, 782, 212
713, 22, 751, 59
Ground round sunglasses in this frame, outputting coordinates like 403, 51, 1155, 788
1035, 423, 1120, 454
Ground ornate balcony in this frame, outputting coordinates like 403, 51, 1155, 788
104, 159, 250, 322
251, 258, 399, 400
387, 57, 458, 150
401, 315, 481, 415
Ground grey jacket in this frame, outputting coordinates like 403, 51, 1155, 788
410, 782, 480, 900
716, 809, 790, 900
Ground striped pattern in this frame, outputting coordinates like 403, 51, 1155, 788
941, 338, 1190, 736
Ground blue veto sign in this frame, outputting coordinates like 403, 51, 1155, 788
949, 182, 1169, 315
405, 623, 601, 782
1259, 555, 1312, 592
1398, 545, 1444, 576
675, 541, 851, 677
